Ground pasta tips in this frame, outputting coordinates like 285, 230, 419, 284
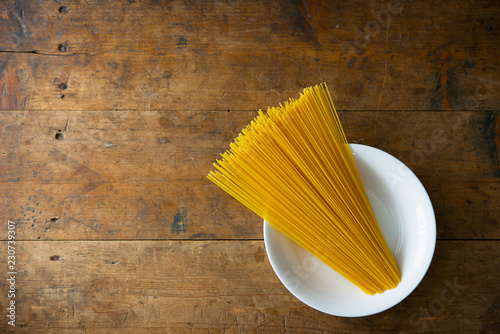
208, 83, 401, 295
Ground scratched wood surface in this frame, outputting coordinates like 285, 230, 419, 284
0, 240, 497, 333
0, 0, 499, 111
0, 110, 498, 241
0, 0, 499, 333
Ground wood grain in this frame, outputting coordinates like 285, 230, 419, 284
0, 0, 498, 111
0, 240, 497, 333
0, 110, 498, 240
0, 0, 499, 332
0, 110, 498, 183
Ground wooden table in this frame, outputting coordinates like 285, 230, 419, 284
0, 0, 498, 332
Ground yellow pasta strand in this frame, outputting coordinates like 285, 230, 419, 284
208, 83, 401, 295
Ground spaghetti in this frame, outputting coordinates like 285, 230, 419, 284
208, 83, 401, 295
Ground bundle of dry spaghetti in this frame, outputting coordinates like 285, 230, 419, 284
208, 83, 401, 295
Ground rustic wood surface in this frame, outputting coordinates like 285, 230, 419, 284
0, 0, 499, 333
0, 0, 499, 111
0, 240, 498, 333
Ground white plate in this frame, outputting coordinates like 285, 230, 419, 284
264, 144, 436, 317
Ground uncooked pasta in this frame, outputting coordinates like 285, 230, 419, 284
208, 83, 401, 295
